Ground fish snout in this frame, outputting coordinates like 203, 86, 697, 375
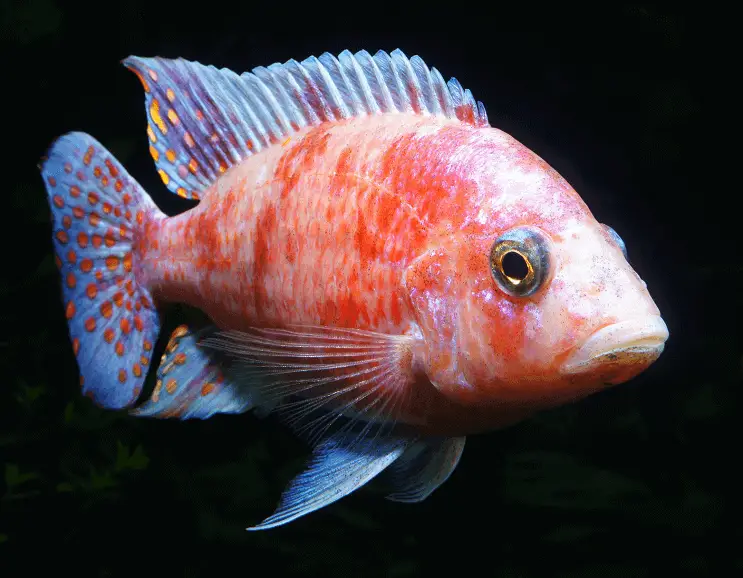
559, 316, 669, 384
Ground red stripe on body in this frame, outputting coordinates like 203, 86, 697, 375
145, 116, 463, 334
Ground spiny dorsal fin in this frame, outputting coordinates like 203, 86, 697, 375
123, 49, 489, 200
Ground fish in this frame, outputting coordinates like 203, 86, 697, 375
40, 48, 669, 530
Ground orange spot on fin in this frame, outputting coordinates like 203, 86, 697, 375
121, 55, 277, 203
149, 98, 168, 135
130, 324, 252, 420
39, 131, 162, 410
120, 48, 489, 210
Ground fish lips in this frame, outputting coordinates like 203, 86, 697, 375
559, 316, 669, 385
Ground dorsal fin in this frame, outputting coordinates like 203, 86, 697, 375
123, 49, 489, 200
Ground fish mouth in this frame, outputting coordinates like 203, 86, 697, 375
560, 316, 669, 383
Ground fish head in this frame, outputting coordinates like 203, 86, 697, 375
404, 128, 668, 411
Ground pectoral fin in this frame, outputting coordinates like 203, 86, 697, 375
202, 325, 415, 444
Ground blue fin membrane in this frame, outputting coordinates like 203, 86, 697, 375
123, 49, 489, 199
131, 324, 254, 419
41, 132, 161, 409
248, 429, 412, 531
199, 324, 433, 529
383, 436, 466, 503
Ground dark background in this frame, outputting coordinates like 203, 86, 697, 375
1, 2, 739, 576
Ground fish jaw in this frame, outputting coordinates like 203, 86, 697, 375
558, 315, 668, 384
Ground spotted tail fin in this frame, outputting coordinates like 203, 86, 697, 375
41, 132, 163, 409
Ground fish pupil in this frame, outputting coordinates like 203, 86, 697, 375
502, 251, 529, 284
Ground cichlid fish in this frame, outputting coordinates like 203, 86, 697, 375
40, 49, 669, 530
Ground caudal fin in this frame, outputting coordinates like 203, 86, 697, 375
41, 132, 162, 409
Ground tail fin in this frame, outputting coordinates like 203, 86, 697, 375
41, 132, 162, 409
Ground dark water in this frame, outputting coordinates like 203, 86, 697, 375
1, 3, 738, 576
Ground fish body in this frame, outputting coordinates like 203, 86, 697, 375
41, 49, 669, 529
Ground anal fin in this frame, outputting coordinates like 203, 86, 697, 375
131, 324, 254, 419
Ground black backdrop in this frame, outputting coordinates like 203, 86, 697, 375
1, 3, 738, 576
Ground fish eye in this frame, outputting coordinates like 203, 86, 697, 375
602, 224, 627, 259
489, 227, 551, 297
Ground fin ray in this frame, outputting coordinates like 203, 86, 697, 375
248, 430, 412, 531
124, 49, 489, 200
383, 436, 466, 503
202, 325, 414, 445
131, 324, 255, 419
41, 132, 161, 409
